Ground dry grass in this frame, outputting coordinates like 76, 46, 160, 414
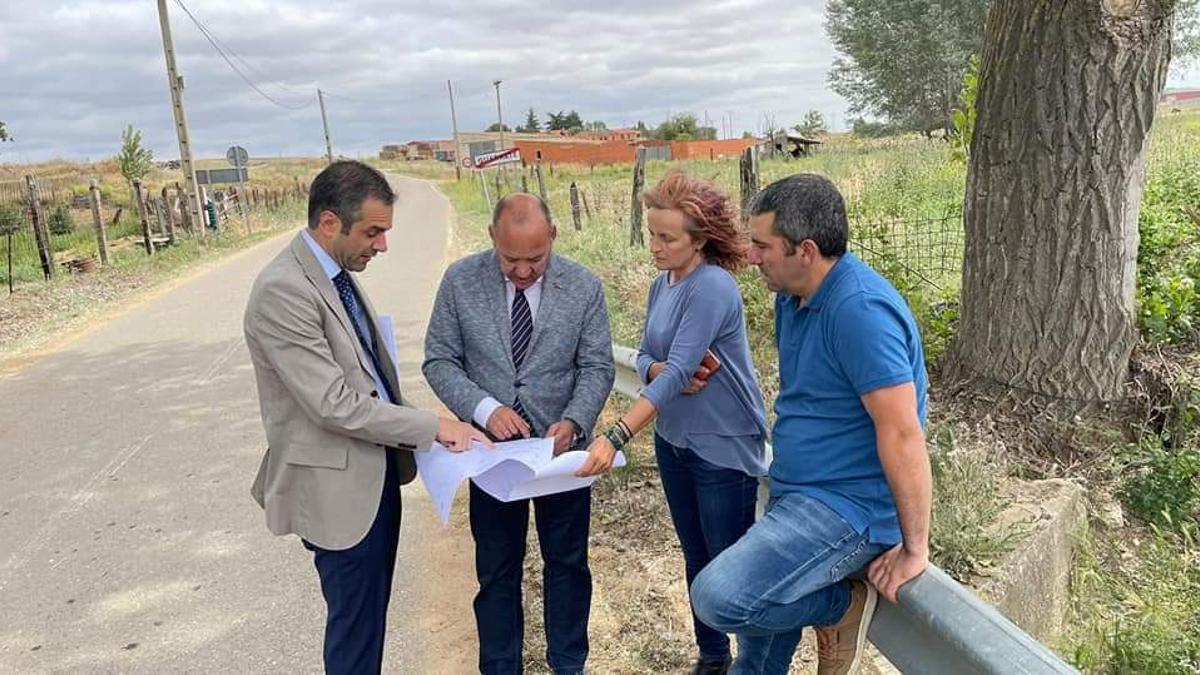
0, 201, 303, 364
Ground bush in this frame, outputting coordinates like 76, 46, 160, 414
48, 204, 74, 236
1121, 437, 1200, 530
927, 426, 1019, 579
1137, 154, 1200, 344
0, 203, 22, 236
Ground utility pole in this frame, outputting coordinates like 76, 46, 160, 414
155, 0, 203, 236
318, 89, 333, 164
493, 79, 505, 149
447, 80, 462, 180
493, 79, 507, 182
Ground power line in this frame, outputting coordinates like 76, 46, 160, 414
172, 0, 314, 110
184, 7, 311, 98
322, 79, 496, 105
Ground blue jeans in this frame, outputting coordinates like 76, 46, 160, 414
690, 493, 888, 675
654, 435, 759, 661
469, 480, 591, 675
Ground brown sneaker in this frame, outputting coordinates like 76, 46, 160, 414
814, 579, 879, 675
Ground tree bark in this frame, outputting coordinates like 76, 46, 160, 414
946, 0, 1174, 402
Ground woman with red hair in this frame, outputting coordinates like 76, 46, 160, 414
580, 172, 770, 674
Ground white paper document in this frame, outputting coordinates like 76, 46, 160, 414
416, 437, 627, 525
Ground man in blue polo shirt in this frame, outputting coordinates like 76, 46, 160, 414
690, 174, 931, 675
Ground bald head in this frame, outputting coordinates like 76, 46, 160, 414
491, 193, 554, 235
490, 193, 556, 290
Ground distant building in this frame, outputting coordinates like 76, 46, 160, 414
379, 140, 457, 162
1161, 89, 1200, 107
575, 127, 641, 142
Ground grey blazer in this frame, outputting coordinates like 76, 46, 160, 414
245, 233, 438, 551
422, 250, 615, 447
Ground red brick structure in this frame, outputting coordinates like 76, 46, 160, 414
669, 138, 759, 160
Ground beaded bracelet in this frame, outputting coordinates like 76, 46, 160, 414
605, 420, 633, 450
604, 427, 627, 451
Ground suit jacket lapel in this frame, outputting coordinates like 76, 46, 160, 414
290, 235, 374, 378
351, 274, 404, 402
486, 252, 516, 372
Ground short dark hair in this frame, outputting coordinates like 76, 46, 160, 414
307, 160, 395, 233
748, 174, 848, 257
491, 192, 553, 229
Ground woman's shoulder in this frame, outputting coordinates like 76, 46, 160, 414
692, 263, 742, 298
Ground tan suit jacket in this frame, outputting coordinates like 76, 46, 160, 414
245, 232, 437, 550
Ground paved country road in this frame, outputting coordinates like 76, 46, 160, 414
0, 176, 477, 673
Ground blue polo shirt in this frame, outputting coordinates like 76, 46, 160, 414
769, 253, 928, 545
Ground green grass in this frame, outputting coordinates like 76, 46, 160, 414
1068, 523, 1200, 674
927, 424, 1024, 580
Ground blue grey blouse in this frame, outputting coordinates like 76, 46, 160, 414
636, 263, 768, 477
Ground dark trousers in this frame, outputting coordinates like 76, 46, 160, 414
303, 452, 401, 675
469, 480, 592, 675
654, 434, 759, 661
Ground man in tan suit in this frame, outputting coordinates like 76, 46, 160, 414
245, 160, 488, 675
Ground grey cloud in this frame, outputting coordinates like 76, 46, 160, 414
3, 0, 854, 162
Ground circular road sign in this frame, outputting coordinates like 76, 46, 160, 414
226, 145, 249, 167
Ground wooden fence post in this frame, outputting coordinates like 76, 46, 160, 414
570, 181, 582, 231
534, 160, 547, 203
161, 185, 177, 244
478, 171, 491, 207
133, 179, 153, 255
176, 182, 192, 234
629, 147, 646, 246
521, 174, 529, 193
739, 145, 760, 213
25, 175, 54, 280
581, 190, 592, 222
152, 197, 166, 237
494, 173, 502, 202
89, 180, 108, 265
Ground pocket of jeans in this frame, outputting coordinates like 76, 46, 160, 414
828, 535, 871, 583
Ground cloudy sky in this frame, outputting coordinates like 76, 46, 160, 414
2, 0, 1198, 163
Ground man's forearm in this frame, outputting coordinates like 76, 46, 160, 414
877, 428, 932, 554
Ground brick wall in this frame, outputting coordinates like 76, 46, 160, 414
669, 138, 759, 160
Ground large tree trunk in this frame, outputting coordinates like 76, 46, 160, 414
946, 0, 1174, 402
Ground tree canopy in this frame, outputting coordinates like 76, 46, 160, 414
826, 0, 989, 134
115, 125, 154, 183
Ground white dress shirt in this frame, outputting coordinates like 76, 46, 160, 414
472, 275, 545, 427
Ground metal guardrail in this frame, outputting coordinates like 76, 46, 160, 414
610, 344, 1077, 674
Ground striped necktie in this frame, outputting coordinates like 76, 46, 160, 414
510, 288, 532, 419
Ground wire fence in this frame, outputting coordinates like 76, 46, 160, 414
849, 210, 964, 294
478, 161, 967, 298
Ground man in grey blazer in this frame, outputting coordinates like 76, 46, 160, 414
423, 193, 616, 675
244, 160, 488, 675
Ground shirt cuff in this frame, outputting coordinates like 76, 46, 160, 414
473, 396, 504, 429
